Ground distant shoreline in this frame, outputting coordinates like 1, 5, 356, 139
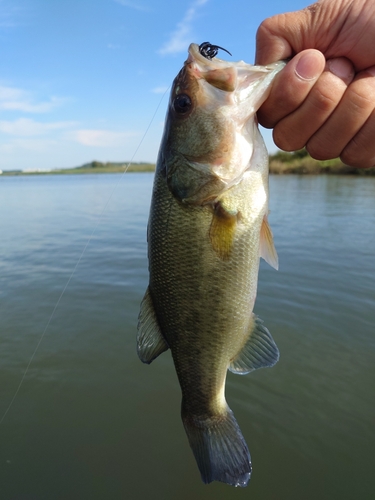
0, 161, 156, 176
1, 153, 375, 176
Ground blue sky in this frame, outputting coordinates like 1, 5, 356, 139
0, 0, 309, 171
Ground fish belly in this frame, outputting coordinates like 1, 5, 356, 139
148, 168, 262, 384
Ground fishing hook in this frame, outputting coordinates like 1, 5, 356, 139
198, 42, 232, 60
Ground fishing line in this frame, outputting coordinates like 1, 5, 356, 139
0, 86, 170, 426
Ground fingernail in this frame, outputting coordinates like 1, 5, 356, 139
327, 58, 354, 81
295, 52, 322, 81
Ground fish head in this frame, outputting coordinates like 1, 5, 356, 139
160, 43, 285, 204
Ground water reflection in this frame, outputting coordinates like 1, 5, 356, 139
0, 174, 374, 499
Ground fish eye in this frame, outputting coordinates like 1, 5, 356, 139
173, 94, 192, 114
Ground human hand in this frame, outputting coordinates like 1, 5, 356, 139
256, 0, 375, 167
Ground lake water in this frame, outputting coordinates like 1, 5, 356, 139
0, 173, 374, 500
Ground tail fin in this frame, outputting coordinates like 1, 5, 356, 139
182, 405, 251, 487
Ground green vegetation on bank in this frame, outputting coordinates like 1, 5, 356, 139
2, 151, 375, 176
1, 161, 156, 176
269, 149, 375, 175
70, 161, 156, 174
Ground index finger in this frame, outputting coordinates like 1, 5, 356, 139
255, 7, 316, 65
255, 16, 293, 64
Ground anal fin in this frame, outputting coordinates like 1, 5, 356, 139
229, 314, 279, 375
137, 287, 169, 364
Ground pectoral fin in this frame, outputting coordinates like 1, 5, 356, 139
137, 287, 169, 364
209, 202, 238, 261
260, 215, 278, 270
229, 314, 279, 375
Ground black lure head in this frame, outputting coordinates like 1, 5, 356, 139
198, 42, 232, 60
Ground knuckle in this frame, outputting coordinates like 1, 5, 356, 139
347, 83, 375, 113
273, 126, 299, 151
306, 137, 335, 161
341, 136, 373, 167
256, 17, 276, 37
340, 148, 358, 167
306, 69, 349, 116
309, 87, 337, 114
257, 104, 278, 128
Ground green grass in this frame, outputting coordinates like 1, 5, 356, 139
269, 149, 375, 175
1, 161, 156, 176
63, 161, 156, 174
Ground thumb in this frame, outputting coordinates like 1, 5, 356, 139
255, 10, 313, 64
257, 49, 326, 129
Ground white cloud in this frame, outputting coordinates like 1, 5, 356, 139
0, 85, 66, 113
0, 118, 76, 136
158, 0, 208, 56
69, 129, 136, 147
114, 0, 150, 12
151, 86, 169, 94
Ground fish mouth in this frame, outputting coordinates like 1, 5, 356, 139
187, 42, 282, 73
185, 43, 282, 104
187, 43, 236, 69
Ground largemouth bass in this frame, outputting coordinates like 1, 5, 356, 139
137, 42, 284, 487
